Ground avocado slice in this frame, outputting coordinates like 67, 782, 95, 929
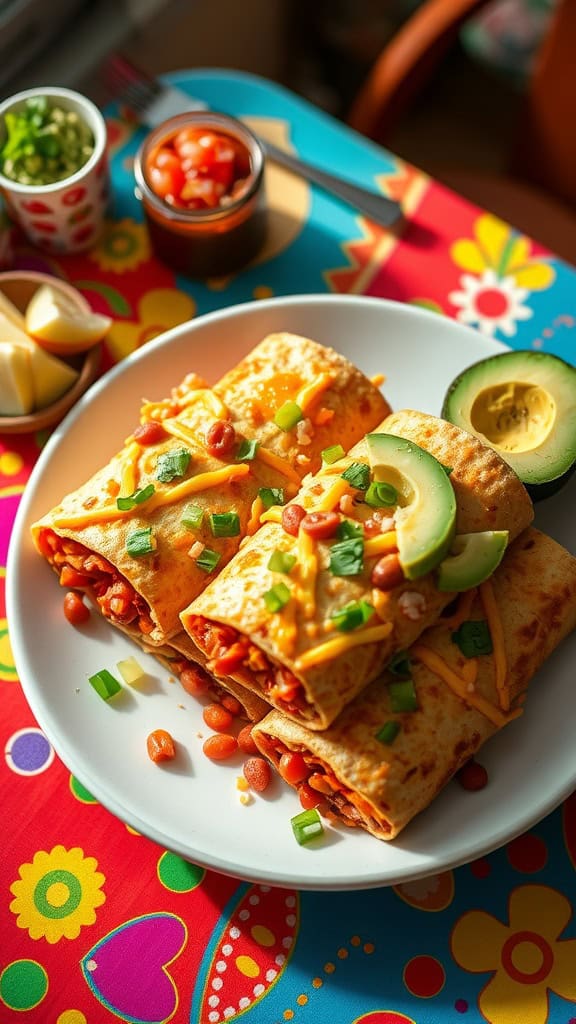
366, 433, 457, 580
441, 350, 576, 500
437, 530, 508, 592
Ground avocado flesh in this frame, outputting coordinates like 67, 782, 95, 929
441, 350, 576, 499
366, 433, 457, 580
437, 530, 509, 592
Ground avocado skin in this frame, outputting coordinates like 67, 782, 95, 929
525, 462, 576, 501
441, 350, 576, 502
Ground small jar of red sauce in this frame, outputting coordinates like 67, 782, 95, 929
134, 112, 266, 278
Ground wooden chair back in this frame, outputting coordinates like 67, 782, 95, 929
348, 0, 576, 208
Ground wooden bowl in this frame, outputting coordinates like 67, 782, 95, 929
0, 271, 102, 434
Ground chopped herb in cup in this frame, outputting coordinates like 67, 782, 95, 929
0, 96, 95, 186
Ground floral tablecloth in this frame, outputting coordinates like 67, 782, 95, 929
1, 70, 575, 1024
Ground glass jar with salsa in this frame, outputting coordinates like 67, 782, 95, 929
134, 111, 266, 278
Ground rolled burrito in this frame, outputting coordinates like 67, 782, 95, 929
252, 528, 576, 840
159, 631, 270, 723
182, 411, 534, 730
31, 333, 389, 649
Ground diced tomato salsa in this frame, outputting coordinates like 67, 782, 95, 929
145, 126, 252, 211
188, 615, 309, 715
39, 528, 155, 635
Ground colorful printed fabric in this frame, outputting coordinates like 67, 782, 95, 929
1, 70, 575, 1024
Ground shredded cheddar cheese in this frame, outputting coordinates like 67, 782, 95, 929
313, 477, 351, 513
370, 373, 386, 387
118, 442, 141, 498
161, 419, 201, 447
461, 658, 479, 686
479, 579, 509, 710
294, 621, 393, 671
255, 446, 302, 485
181, 388, 229, 419
246, 496, 264, 535
364, 532, 399, 558
53, 464, 251, 529
259, 506, 283, 525
295, 372, 334, 412
297, 528, 318, 620
412, 644, 520, 728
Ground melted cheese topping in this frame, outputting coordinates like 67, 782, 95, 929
479, 579, 509, 710
53, 463, 251, 529
294, 621, 393, 671
295, 372, 335, 412
296, 528, 318, 620
370, 373, 386, 387
255, 446, 302, 485
269, 594, 297, 658
412, 644, 520, 728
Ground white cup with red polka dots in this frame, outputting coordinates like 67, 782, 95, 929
0, 87, 109, 254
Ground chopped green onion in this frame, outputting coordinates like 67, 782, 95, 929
291, 808, 324, 845
452, 620, 493, 657
329, 537, 364, 576
209, 512, 241, 538
387, 650, 411, 678
375, 720, 401, 745
267, 550, 297, 574
156, 447, 191, 482
331, 599, 375, 632
321, 444, 345, 465
274, 400, 303, 431
116, 483, 155, 510
263, 581, 291, 613
237, 438, 259, 461
341, 461, 371, 491
259, 487, 285, 509
88, 669, 122, 700
336, 519, 364, 540
365, 480, 398, 508
126, 526, 156, 557
441, 463, 454, 476
181, 503, 204, 530
388, 678, 418, 712
196, 547, 221, 573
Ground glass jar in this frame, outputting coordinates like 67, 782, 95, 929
134, 111, 267, 278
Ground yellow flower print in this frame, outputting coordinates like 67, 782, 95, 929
10, 845, 105, 944
451, 213, 555, 291
451, 884, 576, 1024
89, 217, 151, 273
106, 288, 196, 362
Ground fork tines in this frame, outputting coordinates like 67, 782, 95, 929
102, 53, 161, 111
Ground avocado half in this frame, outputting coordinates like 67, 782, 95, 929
441, 350, 576, 500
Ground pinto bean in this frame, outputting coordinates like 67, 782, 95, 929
63, 591, 90, 625
300, 511, 340, 540
281, 503, 306, 537
205, 420, 236, 457
371, 553, 405, 590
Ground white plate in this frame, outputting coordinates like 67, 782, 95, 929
7, 295, 575, 890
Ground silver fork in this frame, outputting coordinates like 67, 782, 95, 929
103, 56, 404, 229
